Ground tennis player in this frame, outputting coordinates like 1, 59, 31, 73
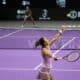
35, 26, 65, 80
21, 6, 37, 27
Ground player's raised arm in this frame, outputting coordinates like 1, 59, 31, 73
49, 26, 65, 46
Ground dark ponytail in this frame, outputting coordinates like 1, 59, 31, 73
35, 40, 40, 48
35, 37, 45, 48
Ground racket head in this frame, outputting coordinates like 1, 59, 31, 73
63, 51, 80, 62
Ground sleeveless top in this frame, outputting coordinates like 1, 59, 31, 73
42, 55, 52, 69
41, 49, 52, 69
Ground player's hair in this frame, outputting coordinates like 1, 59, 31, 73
35, 37, 45, 48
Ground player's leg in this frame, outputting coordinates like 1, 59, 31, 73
47, 74, 52, 80
30, 16, 38, 27
49, 74, 55, 80
21, 15, 28, 27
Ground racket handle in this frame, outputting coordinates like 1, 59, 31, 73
58, 57, 63, 60
54, 57, 62, 61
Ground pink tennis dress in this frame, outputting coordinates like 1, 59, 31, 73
37, 55, 52, 79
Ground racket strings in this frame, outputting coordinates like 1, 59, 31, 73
68, 53, 79, 60
65, 52, 80, 62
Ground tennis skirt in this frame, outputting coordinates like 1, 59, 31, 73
37, 64, 52, 80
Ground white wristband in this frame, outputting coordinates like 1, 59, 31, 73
59, 30, 63, 34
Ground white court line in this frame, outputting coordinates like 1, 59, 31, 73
3, 36, 80, 38
0, 29, 23, 39
0, 26, 53, 30
0, 68, 80, 71
0, 26, 58, 30
34, 37, 76, 70
0, 26, 74, 30
0, 68, 34, 71
51, 69, 80, 71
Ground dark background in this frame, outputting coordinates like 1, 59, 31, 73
0, 0, 80, 8
0, 0, 80, 20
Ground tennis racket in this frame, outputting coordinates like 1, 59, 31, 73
62, 51, 80, 62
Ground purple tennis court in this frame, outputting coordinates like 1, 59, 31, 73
0, 27, 80, 80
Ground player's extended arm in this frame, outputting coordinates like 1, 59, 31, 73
49, 26, 65, 46
42, 48, 62, 61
